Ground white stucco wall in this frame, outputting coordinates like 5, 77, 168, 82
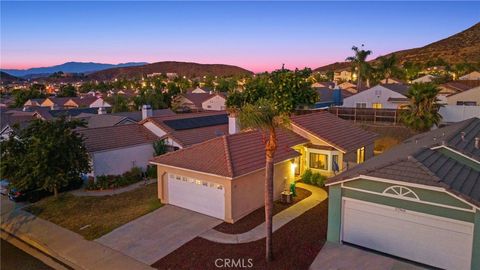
447, 86, 480, 105
202, 95, 226, 111
89, 98, 112, 108
92, 143, 154, 177
342, 85, 406, 109
143, 122, 167, 137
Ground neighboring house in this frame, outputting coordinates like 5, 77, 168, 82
338, 81, 357, 93
141, 111, 229, 150
412, 74, 436, 83
325, 117, 480, 270
437, 82, 472, 104
113, 108, 175, 122
188, 86, 210, 93
23, 98, 44, 108
77, 124, 159, 178
0, 110, 38, 140
177, 93, 226, 111
380, 77, 404, 84
447, 86, 480, 106
312, 81, 335, 88
150, 111, 377, 222
334, 69, 352, 82
74, 114, 136, 128
459, 71, 480, 80
342, 84, 410, 109
26, 96, 111, 110
313, 87, 353, 108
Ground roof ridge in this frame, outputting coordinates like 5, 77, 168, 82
222, 135, 234, 177
76, 122, 145, 132
407, 154, 443, 183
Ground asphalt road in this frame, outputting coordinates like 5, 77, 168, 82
1, 239, 52, 270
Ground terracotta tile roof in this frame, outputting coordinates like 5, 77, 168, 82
77, 124, 159, 152
290, 111, 378, 153
142, 111, 229, 147
379, 84, 410, 96
151, 129, 308, 178
70, 96, 100, 107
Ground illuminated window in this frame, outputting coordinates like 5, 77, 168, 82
356, 102, 367, 108
372, 103, 382, 109
309, 153, 328, 170
216, 184, 223, 190
357, 147, 365, 164
195, 180, 202, 185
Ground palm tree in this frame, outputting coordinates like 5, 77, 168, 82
401, 83, 442, 132
378, 54, 401, 84
346, 45, 372, 90
237, 99, 288, 261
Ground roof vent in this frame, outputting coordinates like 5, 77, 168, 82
475, 137, 480, 149
461, 132, 466, 141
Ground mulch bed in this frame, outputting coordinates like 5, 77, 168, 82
152, 199, 328, 270
214, 187, 312, 234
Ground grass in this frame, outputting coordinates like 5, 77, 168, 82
26, 183, 162, 240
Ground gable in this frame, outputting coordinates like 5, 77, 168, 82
41, 98, 55, 107
343, 85, 406, 102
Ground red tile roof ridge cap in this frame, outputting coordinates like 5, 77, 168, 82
75, 123, 145, 132
150, 134, 227, 161
222, 135, 234, 177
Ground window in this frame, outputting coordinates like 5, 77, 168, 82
374, 89, 382, 96
356, 102, 367, 108
309, 153, 328, 170
372, 103, 382, 109
457, 101, 477, 106
357, 147, 365, 164
332, 155, 339, 172
195, 180, 202, 185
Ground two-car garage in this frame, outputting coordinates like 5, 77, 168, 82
341, 199, 474, 270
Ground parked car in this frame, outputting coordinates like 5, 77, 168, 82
8, 178, 83, 203
0, 180, 10, 195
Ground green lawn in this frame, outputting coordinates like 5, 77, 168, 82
26, 183, 162, 240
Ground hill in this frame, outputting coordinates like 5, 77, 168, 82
87, 61, 253, 80
0, 71, 23, 84
1, 62, 148, 78
314, 22, 480, 72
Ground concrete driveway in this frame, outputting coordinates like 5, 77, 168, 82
95, 205, 222, 265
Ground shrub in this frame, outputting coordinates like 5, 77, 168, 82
85, 167, 145, 190
301, 169, 326, 187
301, 169, 313, 184
146, 165, 157, 179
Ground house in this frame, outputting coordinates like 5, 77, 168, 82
379, 77, 404, 84
446, 85, 480, 106
74, 114, 137, 128
325, 117, 480, 270
188, 86, 210, 93
77, 124, 160, 178
176, 93, 226, 111
342, 84, 410, 109
23, 98, 44, 108
149, 111, 377, 222
411, 74, 436, 83
312, 82, 335, 88
313, 87, 353, 108
333, 69, 352, 82
0, 110, 38, 140
27, 96, 111, 110
141, 111, 229, 150
437, 82, 473, 104
337, 81, 357, 93
113, 107, 175, 122
459, 71, 480, 80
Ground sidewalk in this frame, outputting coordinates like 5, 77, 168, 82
200, 182, 328, 244
1, 197, 155, 270
71, 179, 156, 197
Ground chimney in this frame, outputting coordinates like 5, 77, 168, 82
475, 137, 479, 149
98, 107, 106, 115
142, 104, 153, 120
228, 114, 240, 135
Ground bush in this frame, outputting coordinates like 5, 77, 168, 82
301, 169, 326, 187
146, 165, 157, 179
85, 167, 144, 190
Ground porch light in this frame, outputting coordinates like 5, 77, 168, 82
290, 162, 297, 171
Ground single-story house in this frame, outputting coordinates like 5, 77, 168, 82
26, 96, 111, 110
0, 110, 38, 140
459, 71, 480, 80
176, 92, 226, 111
446, 86, 480, 106
325, 117, 480, 270
313, 87, 353, 108
150, 111, 377, 222
112, 108, 175, 122
412, 74, 436, 83
77, 124, 159, 178
342, 84, 410, 109
334, 69, 353, 82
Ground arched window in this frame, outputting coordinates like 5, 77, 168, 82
382, 186, 420, 200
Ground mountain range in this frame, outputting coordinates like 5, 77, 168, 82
1, 62, 148, 78
315, 22, 480, 72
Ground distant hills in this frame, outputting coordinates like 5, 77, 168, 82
315, 22, 480, 72
0, 71, 23, 84
1, 62, 148, 78
87, 61, 253, 80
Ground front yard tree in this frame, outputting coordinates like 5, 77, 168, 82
401, 83, 442, 132
227, 67, 317, 262
346, 45, 372, 89
0, 117, 90, 197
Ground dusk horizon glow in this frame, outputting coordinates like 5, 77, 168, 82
1, 1, 479, 73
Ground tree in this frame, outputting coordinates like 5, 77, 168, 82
110, 94, 131, 113
11, 85, 46, 108
0, 117, 90, 197
153, 140, 168, 156
377, 54, 402, 84
227, 67, 317, 262
57, 84, 77, 97
401, 83, 442, 132
134, 88, 168, 110
346, 45, 372, 89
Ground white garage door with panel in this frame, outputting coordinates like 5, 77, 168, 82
167, 173, 225, 220
342, 198, 474, 270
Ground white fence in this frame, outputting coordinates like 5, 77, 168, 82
439, 105, 480, 123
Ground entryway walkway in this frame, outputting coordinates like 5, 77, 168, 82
96, 205, 222, 265
71, 179, 156, 197
310, 242, 427, 270
200, 182, 328, 244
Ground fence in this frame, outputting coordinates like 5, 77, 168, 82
327, 107, 402, 124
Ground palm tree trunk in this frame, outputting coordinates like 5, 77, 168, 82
264, 128, 277, 262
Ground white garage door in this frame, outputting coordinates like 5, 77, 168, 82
167, 174, 225, 220
342, 199, 474, 270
